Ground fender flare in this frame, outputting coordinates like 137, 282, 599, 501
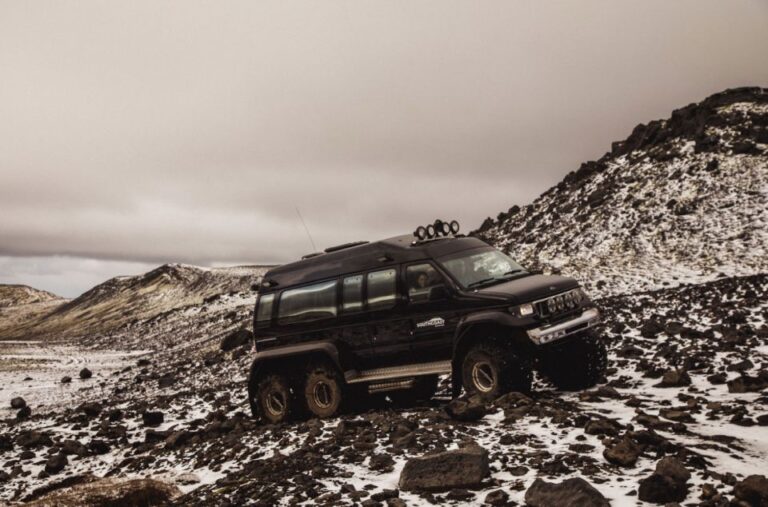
450, 310, 531, 397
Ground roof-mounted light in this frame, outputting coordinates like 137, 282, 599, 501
412, 219, 461, 241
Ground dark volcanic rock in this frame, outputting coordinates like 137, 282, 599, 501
25, 477, 182, 506
10, 397, 26, 409
79, 368, 93, 380
399, 445, 489, 492
638, 456, 691, 504
17, 405, 32, 419
603, 436, 643, 467
728, 375, 768, 393
61, 376, 72, 384
44, 453, 68, 475
220, 328, 252, 352
654, 369, 691, 388
142, 411, 164, 427
444, 396, 487, 422
524, 477, 610, 507
733, 475, 768, 506
484, 489, 510, 506
78, 402, 103, 418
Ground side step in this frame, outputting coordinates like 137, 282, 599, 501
345, 360, 452, 385
368, 379, 414, 394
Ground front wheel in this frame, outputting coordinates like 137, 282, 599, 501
461, 342, 532, 401
540, 335, 607, 390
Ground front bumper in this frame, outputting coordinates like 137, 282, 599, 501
526, 308, 601, 345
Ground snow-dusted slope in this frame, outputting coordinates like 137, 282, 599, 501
0, 264, 269, 341
0, 285, 61, 308
474, 87, 768, 298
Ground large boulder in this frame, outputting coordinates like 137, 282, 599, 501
603, 436, 643, 467
10, 397, 27, 409
220, 328, 253, 352
25, 478, 182, 506
444, 396, 488, 422
524, 477, 610, 507
638, 456, 691, 504
733, 475, 768, 506
399, 445, 489, 492
728, 375, 768, 393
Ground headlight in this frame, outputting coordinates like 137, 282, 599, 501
511, 303, 535, 316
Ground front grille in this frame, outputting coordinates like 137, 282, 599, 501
534, 289, 583, 321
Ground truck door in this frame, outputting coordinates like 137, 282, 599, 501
365, 267, 412, 367
404, 262, 458, 362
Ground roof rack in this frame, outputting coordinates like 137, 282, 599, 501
301, 252, 323, 260
324, 241, 369, 253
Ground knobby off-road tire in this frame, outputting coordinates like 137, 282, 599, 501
461, 342, 532, 401
256, 374, 302, 424
541, 335, 607, 390
304, 363, 344, 419
389, 375, 440, 406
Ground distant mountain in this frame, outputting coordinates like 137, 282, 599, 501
474, 87, 768, 297
0, 284, 62, 308
0, 263, 270, 341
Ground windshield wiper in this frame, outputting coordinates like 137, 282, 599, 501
467, 277, 497, 289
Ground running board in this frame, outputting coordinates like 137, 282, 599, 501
345, 360, 452, 384
368, 379, 414, 393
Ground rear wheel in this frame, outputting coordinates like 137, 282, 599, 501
256, 374, 300, 424
304, 363, 344, 418
461, 342, 531, 400
541, 335, 607, 390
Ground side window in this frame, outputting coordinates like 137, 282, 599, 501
255, 293, 274, 327
342, 275, 363, 313
407, 264, 446, 303
367, 269, 397, 311
278, 280, 337, 325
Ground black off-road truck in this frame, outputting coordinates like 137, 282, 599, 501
248, 220, 606, 423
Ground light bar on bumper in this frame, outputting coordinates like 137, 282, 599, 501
527, 308, 601, 344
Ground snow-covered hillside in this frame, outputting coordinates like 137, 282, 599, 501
474, 87, 768, 298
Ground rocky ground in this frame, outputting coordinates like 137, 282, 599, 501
1, 273, 766, 505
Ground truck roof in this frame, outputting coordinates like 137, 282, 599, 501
261, 234, 489, 290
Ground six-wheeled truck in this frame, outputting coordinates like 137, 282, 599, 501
247, 220, 606, 423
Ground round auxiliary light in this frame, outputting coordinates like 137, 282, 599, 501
450, 220, 460, 234
435, 219, 451, 236
414, 226, 428, 240
425, 224, 436, 238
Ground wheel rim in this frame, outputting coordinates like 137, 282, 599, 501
471, 361, 496, 392
265, 390, 286, 416
313, 380, 334, 409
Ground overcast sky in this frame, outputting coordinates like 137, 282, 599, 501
1, 1, 767, 298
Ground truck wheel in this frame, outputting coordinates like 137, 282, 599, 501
256, 374, 299, 424
389, 375, 439, 406
462, 342, 531, 400
304, 363, 344, 418
542, 335, 607, 390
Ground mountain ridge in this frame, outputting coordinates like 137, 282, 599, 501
473, 87, 768, 297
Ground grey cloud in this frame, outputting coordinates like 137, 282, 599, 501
1, 0, 768, 295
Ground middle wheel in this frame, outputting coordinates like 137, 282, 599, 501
304, 363, 344, 418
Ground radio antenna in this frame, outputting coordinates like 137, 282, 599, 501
295, 206, 317, 252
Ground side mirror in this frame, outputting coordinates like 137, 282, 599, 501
428, 285, 449, 301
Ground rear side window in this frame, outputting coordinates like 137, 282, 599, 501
255, 293, 274, 328
278, 280, 338, 325
342, 275, 363, 313
367, 269, 397, 311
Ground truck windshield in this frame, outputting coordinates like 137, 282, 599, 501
438, 248, 527, 289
